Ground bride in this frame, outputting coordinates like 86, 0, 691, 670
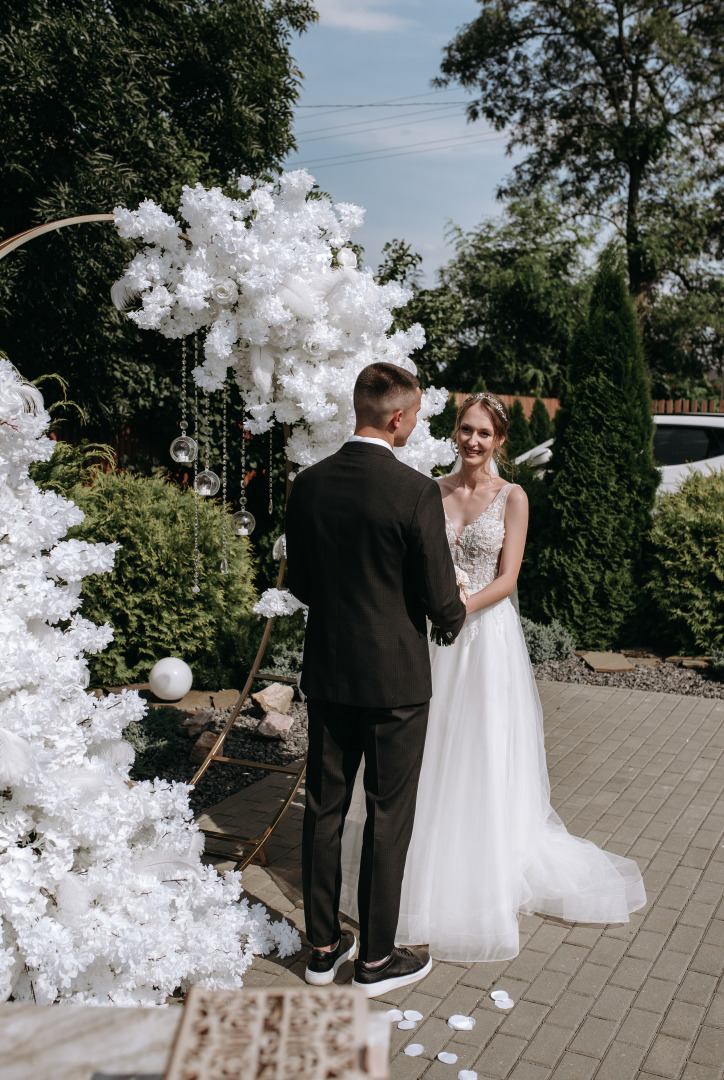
339, 392, 646, 962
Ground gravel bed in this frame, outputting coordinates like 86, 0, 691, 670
154, 661, 722, 814
155, 700, 309, 814
533, 655, 724, 698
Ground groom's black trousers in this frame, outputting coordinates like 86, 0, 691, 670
303, 697, 429, 963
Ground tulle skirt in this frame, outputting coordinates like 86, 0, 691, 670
339, 597, 646, 962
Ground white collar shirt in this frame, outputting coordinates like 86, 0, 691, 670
347, 435, 394, 453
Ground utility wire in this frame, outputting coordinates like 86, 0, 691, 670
293, 87, 467, 121
293, 131, 504, 169
296, 105, 466, 143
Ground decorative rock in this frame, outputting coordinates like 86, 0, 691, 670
404, 1045, 424, 1057
211, 689, 240, 709
398, 1020, 417, 1030
256, 710, 294, 739
581, 651, 635, 673
404, 1010, 423, 1022
665, 655, 684, 666
682, 658, 709, 669
495, 998, 515, 1010
190, 730, 218, 764
490, 991, 510, 1001
252, 683, 294, 715
438, 1052, 458, 1064
183, 711, 214, 738
458, 1072, 478, 1080
385, 1010, 404, 1023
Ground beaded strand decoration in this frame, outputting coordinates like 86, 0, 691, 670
192, 372, 200, 595
232, 406, 256, 536
169, 339, 198, 464
220, 383, 229, 575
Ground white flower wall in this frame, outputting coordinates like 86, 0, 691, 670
112, 169, 454, 475
0, 360, 299, 1005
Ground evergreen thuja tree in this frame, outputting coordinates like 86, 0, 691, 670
529, 397, 554, 445
506, 399, 534, 460
542, 254, 658, 647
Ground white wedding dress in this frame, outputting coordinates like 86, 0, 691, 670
339, 482, 646, 962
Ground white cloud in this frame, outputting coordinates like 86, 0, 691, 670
313, 0, 417, 32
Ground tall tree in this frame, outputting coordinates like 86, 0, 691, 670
375, 239, 464, 389
438, 1, 724, 319
0, 0, 317, 427
542, 253, 659, 647
439, 191, 592, 396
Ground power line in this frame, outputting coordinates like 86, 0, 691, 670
292, 130, 504, 169
296, 105, 466, 143
293, 87, 466, 121
297, 102, 471, 107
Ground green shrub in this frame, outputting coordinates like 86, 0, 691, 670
124, 706, 183, 783
520, 617, 576, 663
66, 471, 257, 688
710, 653, 724, 681
529, 397, 554, 445
506, 398, 534, 460
30, 438, 115, 498
646, 469, 724, 654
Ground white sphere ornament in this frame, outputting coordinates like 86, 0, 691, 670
232, 509, 256, 536
149, 657, 193, 701
195, 469, 220, 497
170, 435, 198, 463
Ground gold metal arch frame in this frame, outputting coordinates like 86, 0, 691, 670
1, 216, 306, 871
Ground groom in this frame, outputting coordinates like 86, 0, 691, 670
286, 362, 466, 997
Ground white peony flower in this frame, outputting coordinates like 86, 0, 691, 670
0, 360, 300, 1004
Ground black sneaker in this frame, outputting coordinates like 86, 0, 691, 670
305, 930, 357, 986
352, 947, 432, 998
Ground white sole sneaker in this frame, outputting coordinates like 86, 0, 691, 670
352, 955, 433, 998
305, 935, 358, 986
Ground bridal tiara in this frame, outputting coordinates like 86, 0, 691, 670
463, 392, 508, 421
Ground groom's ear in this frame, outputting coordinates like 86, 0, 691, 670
390, 408, 404, 430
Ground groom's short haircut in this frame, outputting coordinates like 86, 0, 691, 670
354, 362, 420, 427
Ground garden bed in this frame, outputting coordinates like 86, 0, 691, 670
131, 659, 722, 816
533, 655, 724, 698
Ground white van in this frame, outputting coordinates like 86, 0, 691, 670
515, 413, 724, 494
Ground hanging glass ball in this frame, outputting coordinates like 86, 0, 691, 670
170, 434, 198, 463
220, 558, 229, 575
232, 509, 256, 536
195, 469, 221, 497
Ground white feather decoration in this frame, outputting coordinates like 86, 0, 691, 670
249, 344, 276, 395
89, 739, 135, 768
272, 534, 286, 560
0, 728, 33, 786
55, 873, 93, 919
110, 278, 141, 311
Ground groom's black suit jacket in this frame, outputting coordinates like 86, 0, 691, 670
286, 440, 466, 708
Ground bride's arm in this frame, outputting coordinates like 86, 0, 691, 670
465, 486, 529, 615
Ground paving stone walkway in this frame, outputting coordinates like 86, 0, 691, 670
200, 682, 724, 1080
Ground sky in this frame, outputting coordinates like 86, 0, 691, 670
283, 0, 518, 284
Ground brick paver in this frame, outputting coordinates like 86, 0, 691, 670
205, 682, 724, 1080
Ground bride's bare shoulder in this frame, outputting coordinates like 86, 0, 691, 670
436, 474, 456, 496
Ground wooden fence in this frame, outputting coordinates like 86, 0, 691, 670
453, 393, 559, 420
651, 398, 723, 415
454, 394, 723, 420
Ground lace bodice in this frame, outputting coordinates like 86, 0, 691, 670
443, 483, 515, 594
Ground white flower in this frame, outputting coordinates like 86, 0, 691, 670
211, 279, 239, 305
112, 171, 453, 475
0, 361, 300, 1004
253, 589, 307, 619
